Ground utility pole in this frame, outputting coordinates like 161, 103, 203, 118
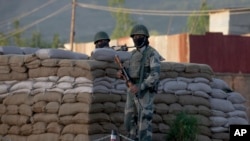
70, 0, 76, 51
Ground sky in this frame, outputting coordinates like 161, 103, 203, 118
0, 0, 250, 43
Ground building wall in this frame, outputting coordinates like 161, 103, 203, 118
209, 11, 230, 34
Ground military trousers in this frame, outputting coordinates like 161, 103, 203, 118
124, 89, 155, 141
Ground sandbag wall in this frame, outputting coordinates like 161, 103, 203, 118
0, 54, 248, 141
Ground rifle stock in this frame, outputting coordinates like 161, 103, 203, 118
114, 55, 132, 86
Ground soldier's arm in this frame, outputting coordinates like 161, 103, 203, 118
140, 51, 161, 90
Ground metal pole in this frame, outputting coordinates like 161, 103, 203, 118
70, 0, 76, 51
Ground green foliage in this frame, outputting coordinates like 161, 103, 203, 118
186, 0, 210, 34
108, 0, 135, 39
166, 111, 199, 141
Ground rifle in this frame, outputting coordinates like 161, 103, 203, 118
114, 55, 132, 87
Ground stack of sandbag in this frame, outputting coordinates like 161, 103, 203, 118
0, 49, 249, 141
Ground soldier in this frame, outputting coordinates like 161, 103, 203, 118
118, 24, 161, 141
93, 31, 111, 48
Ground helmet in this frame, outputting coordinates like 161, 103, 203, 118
94, 31, 110, 44
130, 24, 149, 37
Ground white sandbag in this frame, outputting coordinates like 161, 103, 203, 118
9, 81, 33, 92
211, 127, 228, 133
210, 88, 228, 99
57, 82, 73, 90
233, 104, 247, 111
36, 48, 89, 59
0, 46, 23, 54
64, 86, 93, 94
115, 51, 132, 62
187, 82, 212, 93
91, 48, 116, 61
0, 84, 10, 94
58, 76, 75, 83
210, 98, 235, 113
20, 47, 39, 54
75, 77, 93, 84
193, 77, 210, 84
226, 117, 249, 127
176, 77, 193, 83
210, 116, 228, 126
163, 80, 187, 93
211, 110, 227, 117
33, 81, 55, 89
227, 110, 248, 119
210, 78, 232, 91
227, 92, 246, 104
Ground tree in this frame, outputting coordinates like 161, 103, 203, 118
108, 0, 135, 39
13, 20, 26, 46
186, 0, 210, 34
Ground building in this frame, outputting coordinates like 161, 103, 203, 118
209, 8, 250, 35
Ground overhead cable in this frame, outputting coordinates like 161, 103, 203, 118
77, 2, 250, 16
2, 4, 70, 40
0, 0, 58, 29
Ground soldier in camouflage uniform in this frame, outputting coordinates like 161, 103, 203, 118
93, 31, 111, 48
120, 24, 161, 141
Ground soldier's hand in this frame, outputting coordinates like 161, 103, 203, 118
117, 70, 124, 79
129, 84, 139, 95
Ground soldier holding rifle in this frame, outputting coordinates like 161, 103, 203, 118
116, 24, 161, 141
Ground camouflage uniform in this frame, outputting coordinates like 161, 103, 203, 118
125, 45, 161, 141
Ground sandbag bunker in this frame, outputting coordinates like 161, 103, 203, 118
0, 48, 249, 141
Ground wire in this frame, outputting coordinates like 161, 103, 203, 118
2, 4, 70, 40
0, 0, 58, 29
77, 2, 250, 16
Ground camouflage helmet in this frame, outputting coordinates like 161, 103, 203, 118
130, 24, 149, 37
94, 31, 110, 44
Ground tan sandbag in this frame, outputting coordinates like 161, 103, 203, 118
45, 101, 59, 113
1, 115, 29, 126
10, 66, 27, 73
179, 95, 210, 108
199, 64, 214, 74
3, 135, 27, 141
32, 122, 46, 134
0, 55, 9, 65
6, 105, 18, 115
33, 92, 62, 103
169, 103, 183, 114
3, 93, 32, 105
25, 59, 41, 69
10, 71, 28, 80
183, 105, 198, 114
155, 103, 169, 114
27, 133, 59, 141
198, 105, 212, 116
57, 67, 85, 77
58, 103, 104, 116
32, 113, 58, 123
8, 126, 20, 135
154, 94, 178, 104
0, 124, 9, 135
199, 126, 212, 137
0, 66, 10, 73
60, 115, 74, 125
212, 133, 229, 140
62, 94, 76, 103
58, 59, 75, 67
101, 122, 118, 133
105, 68, 118, 78
41, 59, 59, 67
160, 62, 172, 71
23, 54, 38, 63
103, 102, 116, 113
19, 104, 32, 116
75, 60, 108, 70
28, 67, 58, 78
162, 114, 176, 125
61, 123, 104, 135
170, 62, 185, 72
109, 113, 124, 123
60, 133, 75, 141
32, 101, 47, 113
179, 72, 212, 81
20, 124, 32, 135
185, 63, 201, 73
9, 55, 24, 67
158, 123, 170, 133
193, 115, 211, 126
196, 134, 212, 141
0, 73, 11, 81
116, 101, 125, 113
0, 104, 6, 115
72, 113, 110, 124
74, 134, 110, 141
153, 114, 163, 123
85, 69, 105, 80
47, 122, 62, 134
